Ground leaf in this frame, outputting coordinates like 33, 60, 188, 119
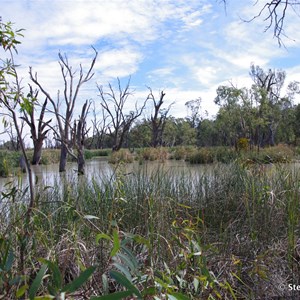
29, 264, 48, 300
110, 229, 120, 257
109, 270, 142, 299
83, 215, 99, 220
112, 262, 132, 281
62, 266, 96, 293
4, 249, 14, 271
41, 259, 62, 291
141, 286, 156, 297
115, 251, 137, 273
102, 273, 109, 295
16, 284, 28, 298
96, 233, 112, 244
91, 290, 132, 300
168, 292, 191, 300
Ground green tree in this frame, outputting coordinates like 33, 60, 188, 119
0, 19, 35, 209
250, 64, 291, 147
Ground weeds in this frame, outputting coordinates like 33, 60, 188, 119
0, 161, 300, 298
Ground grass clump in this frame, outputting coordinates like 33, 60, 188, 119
108, 149, 134, 164
84, 149, 111, 159
138, 147, 169, 162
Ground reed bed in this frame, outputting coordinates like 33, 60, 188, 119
0, 162, 300, 299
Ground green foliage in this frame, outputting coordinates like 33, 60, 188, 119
0, 20, 24, 53
1, 147, 300, 298
186, 148, 214, 164
84, 149, 111, 159
0, 237, 23, 298
0, 150, 21, 176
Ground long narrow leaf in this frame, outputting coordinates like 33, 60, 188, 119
91, 290, 132, 300
168, 292, 191, 300
62, 266, 96, 293
39, 259, 62, 291
4, 250, 14, 271
109, 270, 142, 299
111, 229, 120, 257
29, 264, 48, 300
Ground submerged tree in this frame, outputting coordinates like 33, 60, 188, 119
97, 78, 147, 151
147, 88, 173, 148
72, 100, 91, 174
20, 86, 51, 164
30, 48, 98, 172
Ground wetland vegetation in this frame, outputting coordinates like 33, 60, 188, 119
1, 15, 300, 299
1, 146, 300, 299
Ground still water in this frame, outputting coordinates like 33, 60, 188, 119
0, 158, 209, 193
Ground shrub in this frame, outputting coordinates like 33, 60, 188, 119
139, 147, 169, 162
108, 149, 134, 164
186, 148, 214, 164
0, 151, 21, 176
84, 149, 110, 159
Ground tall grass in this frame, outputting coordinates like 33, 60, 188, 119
1, 162, 300, 298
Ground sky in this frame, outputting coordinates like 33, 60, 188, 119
2, 0, 300, 122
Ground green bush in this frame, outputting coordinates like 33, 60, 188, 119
84, 149, 110, 159
0, 150, 20, 176
186, 148, 214, 164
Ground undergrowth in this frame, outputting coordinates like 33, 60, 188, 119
0, 162, 300, 298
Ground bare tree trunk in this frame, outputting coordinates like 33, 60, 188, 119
98, 78, 147, 152
32, 139, 44, 164
77, 151, 85, 175
59, 144, 68, 173
30, 48, 98, 173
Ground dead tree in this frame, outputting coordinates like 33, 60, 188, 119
147, 88, 173, 147
97, 78, 147, 151
72, 100, 90, 175
29, 48, 98, 172
90, 102, 109, 149
20, 86, 51, 164
242, 1, 300, 45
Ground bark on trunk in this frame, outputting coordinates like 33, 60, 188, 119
32, 139, 44, 165
77, 150, 85, 175
59, 144, 68, 172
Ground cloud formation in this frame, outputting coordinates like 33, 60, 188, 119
1, 0, 300, 118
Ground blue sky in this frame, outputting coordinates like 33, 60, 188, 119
2, 0, 300, 119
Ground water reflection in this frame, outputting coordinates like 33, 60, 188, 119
0, 158, 217, 193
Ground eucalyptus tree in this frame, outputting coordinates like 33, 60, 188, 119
30, 48, 98, 172
249, 64, 289, 147
0, 19, 35, 214
97, 77, 147, 151
214, 85, 252, 147
185, 98, 202, 129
